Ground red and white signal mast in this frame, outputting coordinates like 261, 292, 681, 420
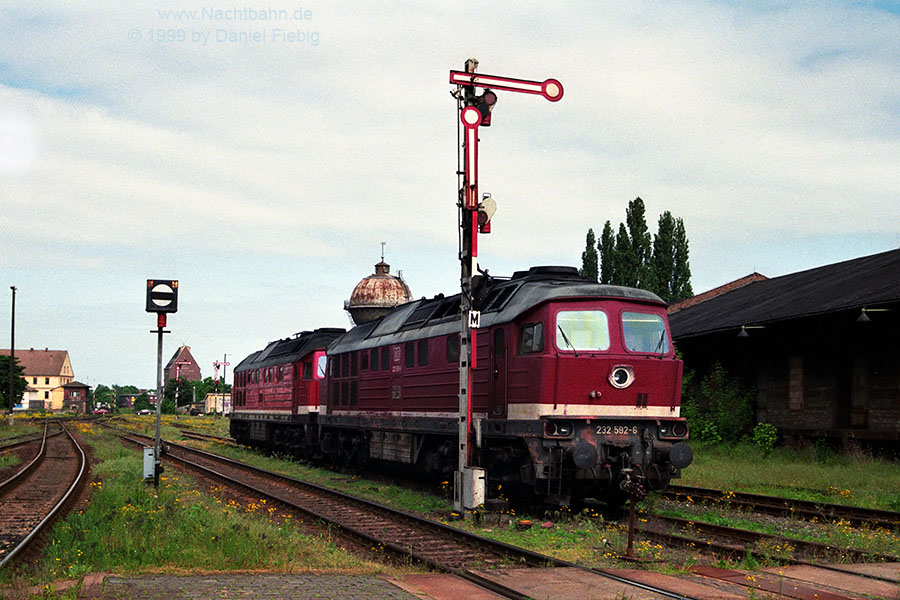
450, 59, 562, 513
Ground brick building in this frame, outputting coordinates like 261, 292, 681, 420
164, 346, 202, 382
61, 381, 91, 413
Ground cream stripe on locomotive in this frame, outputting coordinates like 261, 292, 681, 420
231, 408, 317, 415
323, 404, 679, 419
506, 403, 680, 419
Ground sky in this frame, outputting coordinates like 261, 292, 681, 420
2, 1, 898, 389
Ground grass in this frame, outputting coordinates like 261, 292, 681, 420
0, 454, 21, 470
7, 415, 898, 596
679, 440, 900, 511
0, 419, 41, 441
0, 421, 400, 597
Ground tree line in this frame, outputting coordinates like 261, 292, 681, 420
580, 197, 693, 304
0, 360, 229, 414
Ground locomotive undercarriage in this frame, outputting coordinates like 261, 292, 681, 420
230, 414, 691, 508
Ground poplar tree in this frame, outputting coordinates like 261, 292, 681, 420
625, 197, 653, 289
598, 221, 615, 284
580, 228, 599, 282
671, 216, 693, 301
584, 197, 693, 302
614, 222, 638, 287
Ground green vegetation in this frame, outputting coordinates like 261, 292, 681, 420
0, 454, 21, 470
680, 440, 900, 512
0, 355, 27, 411
583, 197, 693, 303
0, 420, 41, 441
681, 362, 755, 444
0, 421, 397, 596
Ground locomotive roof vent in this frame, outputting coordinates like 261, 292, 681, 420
511, 266, 582, 281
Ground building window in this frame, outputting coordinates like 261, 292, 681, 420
45, 377, 50, 385
44, 391, 49, 399
518, 322, 544, 354
33, 377, 37, 384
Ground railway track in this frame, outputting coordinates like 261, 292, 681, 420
106, 426, 709, 600
641, 513, 899, 564
0, 422, 88, 571
0, 425, 61, 452
664, 484, 900, 530
175, 429, 239, 446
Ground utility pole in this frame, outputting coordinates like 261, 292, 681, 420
8, 286, 16, 425
449, 59, 562, 514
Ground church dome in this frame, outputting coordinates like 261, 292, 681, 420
345, 259, 412, 325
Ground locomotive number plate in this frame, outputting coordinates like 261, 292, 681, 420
596, 424, 638, 436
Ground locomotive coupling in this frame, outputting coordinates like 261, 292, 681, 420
619, 470, 647, 501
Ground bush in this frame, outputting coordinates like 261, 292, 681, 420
682, 363, 754, 446
751, 422, 778, 455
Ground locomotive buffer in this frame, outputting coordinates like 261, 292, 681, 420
450, 59, 562, 513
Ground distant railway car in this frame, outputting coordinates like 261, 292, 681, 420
230, 267, 692, 506
230, 328, 344, 451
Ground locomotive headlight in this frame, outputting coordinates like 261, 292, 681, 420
609, 365, 635, 389
544, 420, 573, 438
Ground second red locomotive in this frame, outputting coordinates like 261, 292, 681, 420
230, 266, 692, 506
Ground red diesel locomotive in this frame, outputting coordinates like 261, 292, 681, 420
230, 266, 692, 506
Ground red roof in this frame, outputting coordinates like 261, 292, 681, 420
667, 273, 768, 314
0, 349, 70, 376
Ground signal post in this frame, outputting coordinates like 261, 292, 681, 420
450, 59, 562, 513
146, 279, 179, 488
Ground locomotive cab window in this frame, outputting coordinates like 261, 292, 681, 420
302, 361, 313, 380
556, 310, 610, 352
316, 354, 327, 379
518, 322, 544, 354
622, 312, 669, 354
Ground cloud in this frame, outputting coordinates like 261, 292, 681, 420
2, 1, 898, 384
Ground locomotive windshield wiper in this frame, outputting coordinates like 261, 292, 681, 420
653, 328, 667, 359
557, 324, 579, 357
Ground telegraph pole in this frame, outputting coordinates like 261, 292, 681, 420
450, 59, 562, 513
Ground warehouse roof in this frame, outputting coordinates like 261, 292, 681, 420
670, 248, 900, 340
